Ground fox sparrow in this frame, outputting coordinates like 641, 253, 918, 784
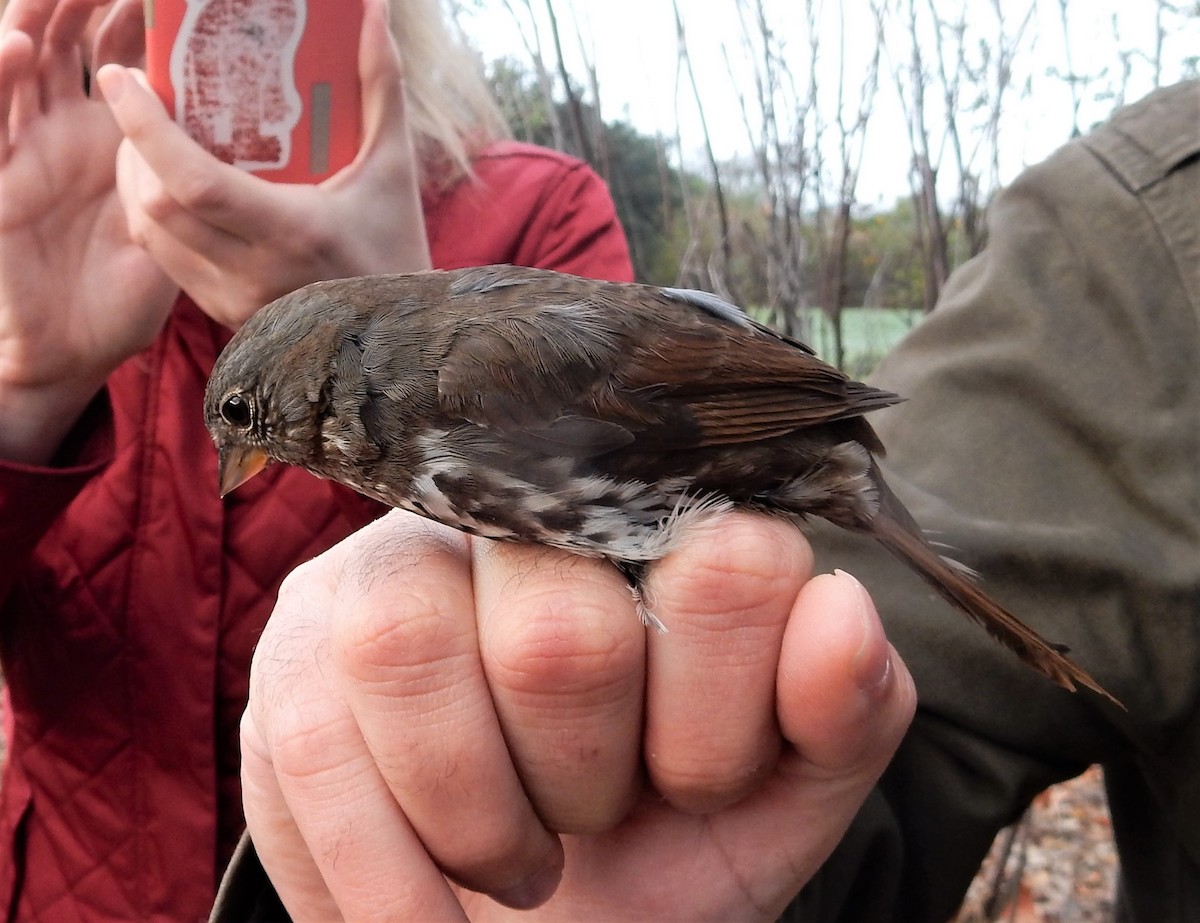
204, 264, 1112, 701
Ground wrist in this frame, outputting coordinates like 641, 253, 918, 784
0, 376, 108, 466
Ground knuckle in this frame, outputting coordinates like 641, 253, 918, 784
124, 208, 154, 249
260, 696, 355, 783
699, 514, 806, 584
238, 709, 271, 768
665, 515, 810, 621
485, 591, 642, 698
278, 219, 329, 262
277, 554, 334, 605
171, 167, 228, 212
251, 578, 325, 683
248, 557, 344, 711
288, 520, 475, 693
137, 183, 177, 224
330, 585, 467, 691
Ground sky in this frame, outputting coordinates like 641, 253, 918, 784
455, 0, 1200, 205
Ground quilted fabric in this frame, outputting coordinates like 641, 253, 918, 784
0, 142, 633, 922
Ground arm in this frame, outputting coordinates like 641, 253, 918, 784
801, 88, 1200, 920
0, 394, 113, 603
424, 142, 636, 282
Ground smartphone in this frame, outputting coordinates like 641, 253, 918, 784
144, 0, 363, 183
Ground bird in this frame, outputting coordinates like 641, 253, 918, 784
204, 263, 1114, 702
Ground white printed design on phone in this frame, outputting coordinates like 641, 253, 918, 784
171, 0, 307, 170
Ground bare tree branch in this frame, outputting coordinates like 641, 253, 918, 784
543, 0, 595, 165
672, 0, 736, 302
500, 0, 566, 151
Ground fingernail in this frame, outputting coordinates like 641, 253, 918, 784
835, 569, 892, 694
96, 65, 125, 104
493, 860, 562, 910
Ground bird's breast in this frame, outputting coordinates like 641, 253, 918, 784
365, 428, 728, 563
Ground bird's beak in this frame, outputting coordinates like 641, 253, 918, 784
218, 445, 270, 497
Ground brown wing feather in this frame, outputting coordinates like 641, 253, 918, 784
610, 307, 902, 449
433, 267, 900, 455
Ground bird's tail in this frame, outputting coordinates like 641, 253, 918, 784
870, 485, 1120, 707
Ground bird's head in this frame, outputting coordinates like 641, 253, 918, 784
204, 280, 350, 496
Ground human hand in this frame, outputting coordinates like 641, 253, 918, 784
96, 0, 430, 330
0, 0, 177, 463
241, 510, 915, 921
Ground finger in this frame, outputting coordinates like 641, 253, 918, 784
40, 0, 91, 103
1, 0, 111, 38
248, 677, 472, 922
112, 129, 246, 265
553, 571, 915, 920
0, 0, 57, 39
103, 67, 275, 319
110, 125, 313, 327
0, 0, 94, 125
776, 571, 916, 775
7, 37, 39, 130
350, 0, 407, 174
91, 0, 146, 70
43, 0, 102, 54
111, 137, 229, 311
246, 554, 473, 923
711, 570, 915, 911
473, 542, 646, 833
0, 30, 35, 156
96, 63, 278, 240
328, 513, 564, 908
240, 708, 345, 922
40, 42, 84, 106
643, 513, 810, 812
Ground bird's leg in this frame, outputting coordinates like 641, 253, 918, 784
617, 561, 668, 633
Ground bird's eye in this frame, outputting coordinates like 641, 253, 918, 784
220, 393, 253, 428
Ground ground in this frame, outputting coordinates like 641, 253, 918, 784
954, 765, 1118, 922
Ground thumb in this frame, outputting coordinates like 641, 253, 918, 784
349, 0, 413, 176
777, 571, 915, 777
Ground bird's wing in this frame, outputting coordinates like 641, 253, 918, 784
609, 297, 903, 450
435, 274, 901, 457
436, 301, 641, 457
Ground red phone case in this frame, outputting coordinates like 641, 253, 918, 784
145, 0, 363, 183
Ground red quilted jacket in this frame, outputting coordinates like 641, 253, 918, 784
0, 141, 633, 922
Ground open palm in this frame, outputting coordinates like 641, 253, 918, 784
0, 14, 175, 408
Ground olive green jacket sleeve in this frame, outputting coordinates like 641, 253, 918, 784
791, 80, 1200, 923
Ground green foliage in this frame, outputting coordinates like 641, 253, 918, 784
846, 199, 929, 311
603, 121, 684, 287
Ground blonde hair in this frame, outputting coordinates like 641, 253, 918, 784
388, 0, 510, 187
